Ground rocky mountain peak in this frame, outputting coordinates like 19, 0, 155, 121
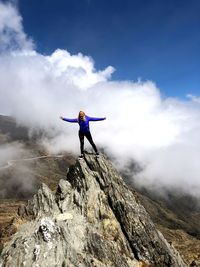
0, 153, 187, 267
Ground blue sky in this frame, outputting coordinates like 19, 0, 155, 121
16, 0, 200, 97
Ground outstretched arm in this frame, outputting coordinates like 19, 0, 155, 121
60, 116, 78, 123
88, 116, 106, 121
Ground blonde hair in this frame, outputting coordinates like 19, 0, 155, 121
78, 111, 86, 121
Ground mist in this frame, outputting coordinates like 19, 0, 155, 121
0, 142, 27, 166
1, 1, 200, 196
0, 142, 38, 198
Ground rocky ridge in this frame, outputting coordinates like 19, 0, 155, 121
0, 153, 187, 267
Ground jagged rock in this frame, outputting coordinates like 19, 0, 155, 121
0, 153, 187, 267
19, 183, 60, 219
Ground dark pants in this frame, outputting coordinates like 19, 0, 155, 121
79, 131, 98, 154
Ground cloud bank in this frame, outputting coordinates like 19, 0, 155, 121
1, 1, 200, 196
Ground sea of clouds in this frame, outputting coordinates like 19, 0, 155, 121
0, 1, 200, 196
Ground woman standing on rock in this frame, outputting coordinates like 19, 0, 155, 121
60, 111, 106, 158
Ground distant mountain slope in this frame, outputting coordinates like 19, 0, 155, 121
137, 189, 200, 239
0, 115, 29, 142
136, 191, 200, 265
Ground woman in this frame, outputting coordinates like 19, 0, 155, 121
60, 111, 106, 158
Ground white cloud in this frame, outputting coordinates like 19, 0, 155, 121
46, 49, 115, 89
0, 1, 33, 51
187, 94, 200, 104
1, 2, 200, 196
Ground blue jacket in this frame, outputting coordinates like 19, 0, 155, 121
62, 115, 106, 133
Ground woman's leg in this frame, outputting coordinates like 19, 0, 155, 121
78, 131, 85, 155
85, 131, 98, 153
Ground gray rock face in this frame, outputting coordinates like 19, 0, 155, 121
0, 153, 187, 267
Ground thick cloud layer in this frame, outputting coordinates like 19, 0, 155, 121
1, 1, 200, 196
